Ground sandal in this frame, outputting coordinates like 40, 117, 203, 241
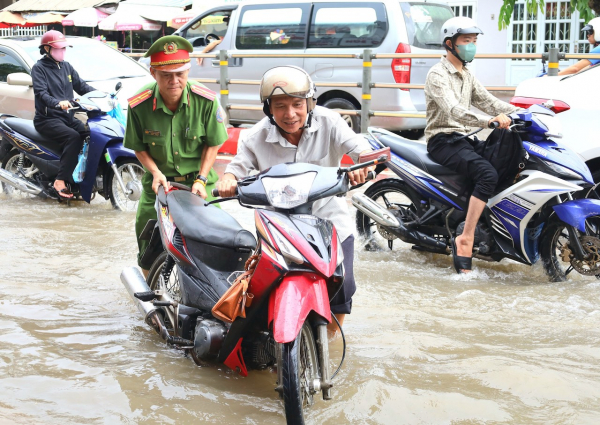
49, 185, 73, 200
451, 238, 472, 274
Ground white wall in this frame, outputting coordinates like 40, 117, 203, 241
472, 1, 510, 85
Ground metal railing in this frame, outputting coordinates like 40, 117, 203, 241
128, 48, 600, 130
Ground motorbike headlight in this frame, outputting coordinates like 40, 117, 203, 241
262, 172, 316, 209
267, 223, 304, 264
544, 160, 582, 180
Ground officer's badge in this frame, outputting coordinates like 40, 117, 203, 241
163, 42, 178, 55
216, 106, 225, 123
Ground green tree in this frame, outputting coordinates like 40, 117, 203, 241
498, 0, 598, 30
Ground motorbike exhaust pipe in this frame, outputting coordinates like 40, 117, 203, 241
120, 267, 169, 341
352, 193, 447, 251
352, 193, 400, 227
0, 167, 42, 195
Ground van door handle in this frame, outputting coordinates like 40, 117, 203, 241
211, 60, 220, 67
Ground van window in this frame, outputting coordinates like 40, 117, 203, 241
400, 2, 454, 49
183, 10, 232, 48
236, 5, 310, 50
308, 2, 388, 48
0, 50, 28, 82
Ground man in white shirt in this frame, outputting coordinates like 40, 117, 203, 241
217, 66, 373, 331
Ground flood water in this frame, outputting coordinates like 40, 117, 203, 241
1, 166, 600, 424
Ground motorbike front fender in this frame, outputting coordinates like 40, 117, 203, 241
268, 273, 331, 344
553, 199, 600, 232
105, 143, 137, 164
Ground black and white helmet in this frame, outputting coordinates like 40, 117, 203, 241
582, 17, 600, 45
440, 16, 483, 44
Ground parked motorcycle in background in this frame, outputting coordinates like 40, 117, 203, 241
120, 154, 385, 424
354, 105, 600, 282
0, 82, 143, 211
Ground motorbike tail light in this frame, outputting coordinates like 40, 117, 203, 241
392, 43, 411, 91
510, 96, 571, 113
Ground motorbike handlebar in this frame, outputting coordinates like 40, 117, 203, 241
489, 121, 500, 129
211, 170, 376, 199
211, 185, 238, 198
54, 101, 79, 112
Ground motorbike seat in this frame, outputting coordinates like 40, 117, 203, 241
4, 118, 62, 155
375, 133, 460, 176
167, 190, 257, 251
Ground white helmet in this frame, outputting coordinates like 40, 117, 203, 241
582, 17, 600, 44
440, 16, 483, 43
260, 65, 317, 129
260, 65, 316, 106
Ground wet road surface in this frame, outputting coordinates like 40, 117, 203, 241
1, 165, 600, 424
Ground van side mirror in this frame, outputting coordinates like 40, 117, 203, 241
7, 72, 33, 87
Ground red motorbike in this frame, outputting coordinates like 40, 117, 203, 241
120, 152, 386, 424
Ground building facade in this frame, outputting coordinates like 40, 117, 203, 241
447, 0, 590, 86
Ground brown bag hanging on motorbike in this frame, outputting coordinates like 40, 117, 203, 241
211, 255, 258, 323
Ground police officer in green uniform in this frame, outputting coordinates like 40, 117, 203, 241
124, 35, 228, 275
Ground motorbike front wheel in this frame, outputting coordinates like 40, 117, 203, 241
107, 158, 144, 212
355, 178, 421, 250
540, 215, 600, 281
280, 322, 321, 425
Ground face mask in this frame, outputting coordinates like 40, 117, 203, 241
50, 48, 65, 62
456, 43, 476, 63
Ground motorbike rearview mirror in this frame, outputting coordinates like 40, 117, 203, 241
358, 147, 391, 164
115, 82, 122, 93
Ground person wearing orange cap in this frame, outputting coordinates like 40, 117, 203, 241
124, 35, 228, 275
32, 30, 97, 199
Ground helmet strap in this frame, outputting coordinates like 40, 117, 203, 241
446, 38, 469, 66
263, 99, 314, 135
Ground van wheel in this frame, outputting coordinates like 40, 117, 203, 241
323, 98, 360, 132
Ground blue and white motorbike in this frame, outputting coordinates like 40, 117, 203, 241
353, 105, 600, 281
0, 83, 143, 211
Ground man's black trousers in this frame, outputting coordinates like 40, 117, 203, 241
34, 118, 89, 182
427, 133, 498, 203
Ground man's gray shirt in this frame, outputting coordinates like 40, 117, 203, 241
225, 106, 371, 242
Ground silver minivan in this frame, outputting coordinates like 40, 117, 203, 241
175, 0, 454, 133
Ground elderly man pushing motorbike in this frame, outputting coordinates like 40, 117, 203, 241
217, 66, 374, 332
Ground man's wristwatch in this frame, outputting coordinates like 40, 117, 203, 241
194, 174, 208, 186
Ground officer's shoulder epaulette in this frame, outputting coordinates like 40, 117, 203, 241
190, 84, 216, 101
128, 89, 153, 109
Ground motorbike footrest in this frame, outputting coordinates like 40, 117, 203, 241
134, 291, 156, 302
167, 336, 194, 346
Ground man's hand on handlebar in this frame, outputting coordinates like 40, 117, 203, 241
488, 113, 511, 129
216, 176, 238, 198
348, 165, 376, 186
58, 100, 73, 110
151, 171, 170, 194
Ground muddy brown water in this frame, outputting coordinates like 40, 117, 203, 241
1, 171, 600, 424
